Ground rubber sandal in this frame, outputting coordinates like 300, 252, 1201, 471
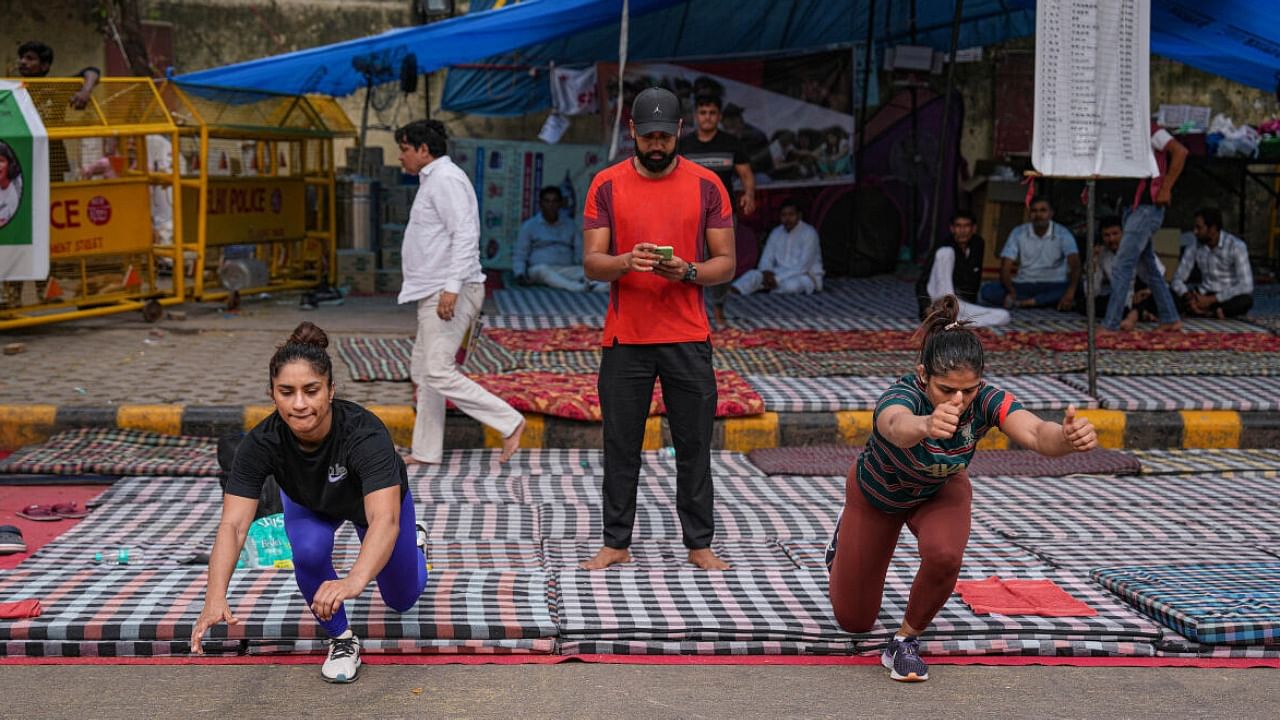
16, 504, 61, 521
51, 502, 89, 519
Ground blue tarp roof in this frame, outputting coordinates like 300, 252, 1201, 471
175, 0, 686, 96
176, 0, 1277, 113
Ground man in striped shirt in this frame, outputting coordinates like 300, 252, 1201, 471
1173, 207, 1254, 319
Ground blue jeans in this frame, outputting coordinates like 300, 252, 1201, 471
979, 280, 1069, 308
1103, 205, 1179, 329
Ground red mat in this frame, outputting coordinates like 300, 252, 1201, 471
0, 484, 106, 569
466, 370, 765, 421
1, 654, 1274, 668
484, 327, 1032, 353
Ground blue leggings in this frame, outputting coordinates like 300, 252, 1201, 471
280, 489, 428, 637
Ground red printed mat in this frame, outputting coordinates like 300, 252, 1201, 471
466, 371, 764, 421
746, 446, 1142, 478
484, 327, 1031, 353
1007, 331, 1280, 353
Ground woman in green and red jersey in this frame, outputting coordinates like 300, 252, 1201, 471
826, 295, 1098, 683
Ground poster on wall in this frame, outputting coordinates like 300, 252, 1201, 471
0, 80, 50, 281
598, 53, 857, 189
451, 139, 609, 270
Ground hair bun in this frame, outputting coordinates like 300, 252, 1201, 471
287, 321, 329, 349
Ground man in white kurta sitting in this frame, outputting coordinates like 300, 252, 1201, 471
731, 200, 824, 296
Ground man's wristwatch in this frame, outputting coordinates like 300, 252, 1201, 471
682, 262, 698, 283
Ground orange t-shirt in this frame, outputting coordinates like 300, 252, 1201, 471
582, 157, 733, 346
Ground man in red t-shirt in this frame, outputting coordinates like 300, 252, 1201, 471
579, 87, 736, 571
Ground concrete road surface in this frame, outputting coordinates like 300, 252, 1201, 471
4, 663, 1274, 719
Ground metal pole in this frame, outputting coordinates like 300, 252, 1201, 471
928, 0, 965, 254
1085, 178, 1097, 396
357, 75, 373, 176
856, 0, 877, 178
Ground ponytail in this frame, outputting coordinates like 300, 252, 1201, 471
914, 295, 984, 377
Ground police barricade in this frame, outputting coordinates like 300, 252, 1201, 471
159, 82, 351, 302
0, 77, 184, 329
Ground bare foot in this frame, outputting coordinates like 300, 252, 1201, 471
499, 419, 526, 463
580, 546, 631, 570
1119, 309, 1139, 332
1216, 308, 1225, 320
1157, 320, 1184, 332
402, 455, 437, 466
688, 548, 731, 570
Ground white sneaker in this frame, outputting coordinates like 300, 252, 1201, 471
419, 517, 430, 563
321, 632, 361, 683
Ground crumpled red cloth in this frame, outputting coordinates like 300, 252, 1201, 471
0, 599, 42, 619
953, 576, 1097, 617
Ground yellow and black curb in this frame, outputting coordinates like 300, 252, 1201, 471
1, 404, 1276, 453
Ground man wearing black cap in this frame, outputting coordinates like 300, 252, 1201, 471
580, 87, 736, 571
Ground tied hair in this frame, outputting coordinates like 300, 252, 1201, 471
268, 321, 333, 386
913, 295, 984, 378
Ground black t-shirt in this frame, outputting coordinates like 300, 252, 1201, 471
226, 399, 408, 527
915, 235, 986, 318
678, 130, 748, 197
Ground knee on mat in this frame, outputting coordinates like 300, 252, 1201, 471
832, 606, 878, 634
382, 585, 427, 613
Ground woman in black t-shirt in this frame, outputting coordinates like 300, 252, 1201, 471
190, 322, 426, 684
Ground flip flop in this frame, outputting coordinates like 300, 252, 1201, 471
16, 504, 61, 522
51, 502, 89, 519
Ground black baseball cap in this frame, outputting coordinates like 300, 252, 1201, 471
632, 87, 681, 136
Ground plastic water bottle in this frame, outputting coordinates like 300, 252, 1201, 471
93, 547, 137, 565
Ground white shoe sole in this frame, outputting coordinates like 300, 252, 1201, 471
881, 651, 928, 682
321, 659, 361, 684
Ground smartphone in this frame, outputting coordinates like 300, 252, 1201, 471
654, 246, 674, 261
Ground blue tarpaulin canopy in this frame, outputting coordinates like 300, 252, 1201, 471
175, 0, 1277, 111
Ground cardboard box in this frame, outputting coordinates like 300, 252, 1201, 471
380, 246, 402, 269
337, 272, 377, 294
336, 248, 376, 275
375, 268, 403, 294
380, 223, 406, 248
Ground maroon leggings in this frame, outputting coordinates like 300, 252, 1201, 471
828, 469, 971, 633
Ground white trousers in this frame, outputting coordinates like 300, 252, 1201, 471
528, 264, 608, 292
731, 269, 817, 296
410, 284, 523, 462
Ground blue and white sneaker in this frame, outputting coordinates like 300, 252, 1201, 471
824, 508, 842, 573
321, 632, 361, 683
417, 522, 429, 567
881, 636, 929, 682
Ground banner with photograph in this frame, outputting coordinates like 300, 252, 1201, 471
0, 81, 50, 281
598, 54, 857, 188
451, 139, 609, 270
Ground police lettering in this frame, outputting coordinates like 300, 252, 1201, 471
208, 186, 269, 215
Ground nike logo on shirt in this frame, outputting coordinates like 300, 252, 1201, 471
327, 464, 348, 483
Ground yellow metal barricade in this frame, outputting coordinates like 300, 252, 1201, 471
0, 78, 184, 330
159, 82, 352, 301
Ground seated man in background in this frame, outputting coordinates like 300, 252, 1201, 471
512, 186, 605, 292
916, 210, 1009, 326
731, 200, 823, 296
979, 197, 1080, 311
1079, 215, 1164, 330
1172, 206, 1254, 318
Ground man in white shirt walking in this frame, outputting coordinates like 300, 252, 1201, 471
394, 120, 524, 464
731, 200, 823, 296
